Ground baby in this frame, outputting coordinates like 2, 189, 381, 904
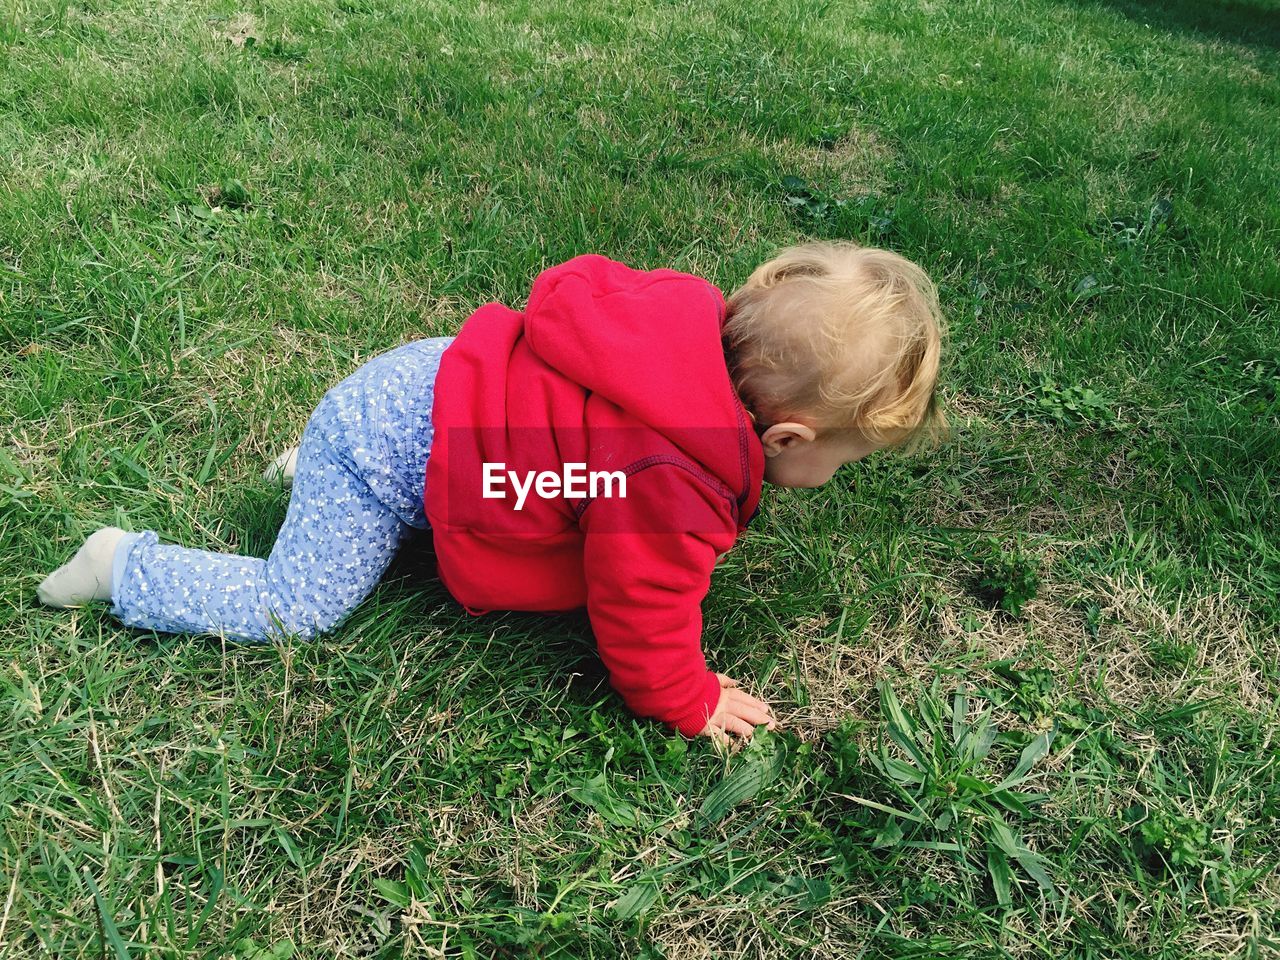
37, 241, 944, 742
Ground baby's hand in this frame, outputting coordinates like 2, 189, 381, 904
699, 673, 779, 743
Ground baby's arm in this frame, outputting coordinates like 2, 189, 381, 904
579, 464, 777, 739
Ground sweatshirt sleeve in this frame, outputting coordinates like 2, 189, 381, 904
578, 463, 740, 737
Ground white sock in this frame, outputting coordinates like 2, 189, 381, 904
263, 445, 299, 486
37, 527, 127, 607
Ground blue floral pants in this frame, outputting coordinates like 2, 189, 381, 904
110, 337, 454, 642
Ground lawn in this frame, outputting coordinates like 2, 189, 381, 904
2, 0, 1278, 956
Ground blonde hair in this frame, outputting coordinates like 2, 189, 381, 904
723, 240, 947, 449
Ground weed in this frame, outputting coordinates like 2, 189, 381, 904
1130, 804, 1221, 871
780, 174, 894, 238
1028, 377, 1119, 428
967, 538, 1041, 616
827, 680, 1057, 908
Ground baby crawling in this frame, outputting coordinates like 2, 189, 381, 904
39, 241, 945, 742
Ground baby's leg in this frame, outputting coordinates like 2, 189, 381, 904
39, 336, 449, 640
103, 396, 409, 642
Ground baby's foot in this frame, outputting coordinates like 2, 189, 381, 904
263, 446, 299, 487
37, 527, 126, 607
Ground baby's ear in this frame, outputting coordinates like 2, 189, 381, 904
759, 421, 817, 455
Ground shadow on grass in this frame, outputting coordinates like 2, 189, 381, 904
383, 534, 614, 699
1065, 0, 1280, 53
151, 487, 613, 706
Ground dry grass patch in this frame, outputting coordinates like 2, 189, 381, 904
212, 13, 262, 49
648, 893, 871, 960
782, 564, 1274, 735
764, 126, 894, 197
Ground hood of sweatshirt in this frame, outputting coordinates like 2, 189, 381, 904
521, 254, 762, 515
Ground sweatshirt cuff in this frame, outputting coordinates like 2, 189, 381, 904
664, 671, 723, 738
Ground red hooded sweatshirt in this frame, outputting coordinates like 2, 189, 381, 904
423, 254, 765, 737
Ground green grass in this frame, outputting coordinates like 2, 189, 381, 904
2, 0, 1279, 956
